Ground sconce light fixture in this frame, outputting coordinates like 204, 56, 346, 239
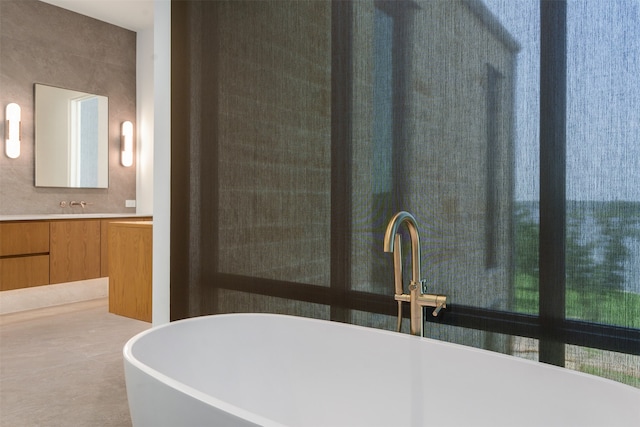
121, 120, 133, 167
5, 103, 21, 159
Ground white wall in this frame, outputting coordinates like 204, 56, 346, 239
152, 0, 171, 326
136, 26, 154, 215
132, 0, 169, 325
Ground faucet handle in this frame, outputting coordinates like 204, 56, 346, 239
431, 295, 447, 317
416, 293, 447, 316
70, 200, 92, 209
432, 301, 446, 316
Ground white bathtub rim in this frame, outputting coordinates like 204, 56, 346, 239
124, 314, 289, 427
123, 313, 428, 427
207, 313, 640, 395
125, 312, 640, 394
124, 312, 640, 425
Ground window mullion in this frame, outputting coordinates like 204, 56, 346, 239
330, 0, 353, 323
539, 0, 567, 367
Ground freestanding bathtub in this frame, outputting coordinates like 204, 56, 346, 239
124, 313, 640, 427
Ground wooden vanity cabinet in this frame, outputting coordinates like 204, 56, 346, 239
49, 220, 102, 284
108, 221, 152, 322
1, 216, 152, 290
0, 222, 50, 290
100, 217, 151, 276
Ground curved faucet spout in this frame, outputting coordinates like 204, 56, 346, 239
383, 211, 421, 284
384, 211, 423, 336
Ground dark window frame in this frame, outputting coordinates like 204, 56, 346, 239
485, 64, 504, 270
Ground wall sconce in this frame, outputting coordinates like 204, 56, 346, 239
5, 103, 21, 159
121, 120, 133, 167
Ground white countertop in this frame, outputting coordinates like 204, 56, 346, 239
0, 213, 152, 222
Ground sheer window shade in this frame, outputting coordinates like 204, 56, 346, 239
171, 0, 640, 388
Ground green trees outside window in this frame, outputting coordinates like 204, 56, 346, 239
515, 201, 640, 329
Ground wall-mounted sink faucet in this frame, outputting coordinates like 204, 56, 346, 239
70, 200, 88, 208
383, 211, 447, 337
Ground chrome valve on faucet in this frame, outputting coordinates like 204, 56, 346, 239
383, 211, 447, 336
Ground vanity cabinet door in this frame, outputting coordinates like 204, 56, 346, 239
49, 220, 101, 284
108, 221, 152, 322
100, 217, 152, 277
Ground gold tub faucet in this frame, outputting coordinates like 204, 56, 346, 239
383, 211, 447, 336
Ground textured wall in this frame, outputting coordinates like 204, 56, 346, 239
0, 0, 136, 215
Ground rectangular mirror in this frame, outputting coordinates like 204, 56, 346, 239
35, 84, 109, 188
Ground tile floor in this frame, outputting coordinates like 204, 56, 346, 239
0, 298, 150, 427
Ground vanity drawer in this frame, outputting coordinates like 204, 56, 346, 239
0, 255, 50, 290
0, 222, 50, 257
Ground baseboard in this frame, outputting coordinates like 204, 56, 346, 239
0, 278, 109, 315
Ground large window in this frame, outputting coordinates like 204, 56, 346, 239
171, 0, 640, 388
485, 0, 640, 379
